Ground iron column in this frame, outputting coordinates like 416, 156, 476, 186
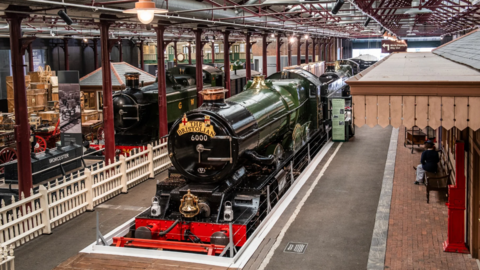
28, 43, 34, 72
331, 40, 335, 61
211, 41, 215, 66
297, 38, 301, 65
318, 40, 322, 61
276, 35, 282, 72
287, 40, 292, 66
63, 38, 69, 70
305, 38, 309, 64
93, 38, 98, 69
223, 31, 231, 98
339, 39, 343, 59
139, 40, 144, 70
262, 33, 268, 76
99, 19, 115, 163
156, 25, 168, 137
5, 11, 33, 197
119, 40, 123, 62
245, 32, 251, 80
322, 43, 326, 61
194, 29, 203, 106
312, 38, 316, 62
188, 42, 192, 65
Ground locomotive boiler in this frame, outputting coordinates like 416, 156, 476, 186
109, 65, 223, 148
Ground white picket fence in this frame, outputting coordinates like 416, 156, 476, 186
0, 245, 14, 270
0, 138, 170, 249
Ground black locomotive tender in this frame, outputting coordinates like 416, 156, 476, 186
114, 60, 355, 252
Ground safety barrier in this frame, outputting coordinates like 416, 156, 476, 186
0, 138, 170, 249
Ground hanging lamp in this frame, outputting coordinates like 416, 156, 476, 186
124, 0, 168, 24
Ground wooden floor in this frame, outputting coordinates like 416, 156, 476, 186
55, 253, 238, 270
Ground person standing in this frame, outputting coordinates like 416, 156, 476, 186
415, 140, 439, 185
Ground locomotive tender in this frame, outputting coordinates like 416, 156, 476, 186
113, 61, 354, 252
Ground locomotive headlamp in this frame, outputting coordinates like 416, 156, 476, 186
124, 0, 168, 25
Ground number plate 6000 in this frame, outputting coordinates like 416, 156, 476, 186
191, 135, 209, 141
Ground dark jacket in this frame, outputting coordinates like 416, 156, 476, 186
421, 150, 439, 173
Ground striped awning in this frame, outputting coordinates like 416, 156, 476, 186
352, 95, 480, 131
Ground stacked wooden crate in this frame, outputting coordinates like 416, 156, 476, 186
6, 75, 31, 113
29, 82, 48, 112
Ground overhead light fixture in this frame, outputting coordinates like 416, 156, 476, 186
83, 38, 88, 42
331, 0, 344, 15
57, 9, 73, 26
364, 17, 371, 27
124, 0, 168, 25
271, 33, 275, 38
289, 35, 295, 43
304, 34, 309, 39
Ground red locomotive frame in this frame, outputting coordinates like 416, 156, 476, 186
111, 217, 247, 254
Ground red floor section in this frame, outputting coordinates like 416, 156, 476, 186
385, 127, 478, 270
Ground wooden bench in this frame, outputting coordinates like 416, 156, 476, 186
424, 151, 451, 203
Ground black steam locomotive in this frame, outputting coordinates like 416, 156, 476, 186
108, 65, 223, 149
113, 61, 354, 252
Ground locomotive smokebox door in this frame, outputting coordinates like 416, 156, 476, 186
113, 72, 143, 130
170, 114, 234, 183
168, 88, 239, 184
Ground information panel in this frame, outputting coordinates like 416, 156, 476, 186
332, 99, 346, 141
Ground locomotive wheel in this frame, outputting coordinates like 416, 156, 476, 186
0, 148, 17, 174
34, 136, 47, 153
97, 127, 104, 141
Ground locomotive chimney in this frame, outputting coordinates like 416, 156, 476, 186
125, 72, 140, 89
200, 87, 228, 106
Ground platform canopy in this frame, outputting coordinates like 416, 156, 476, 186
346, 31, 480, 131
80, 62, 156, 90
